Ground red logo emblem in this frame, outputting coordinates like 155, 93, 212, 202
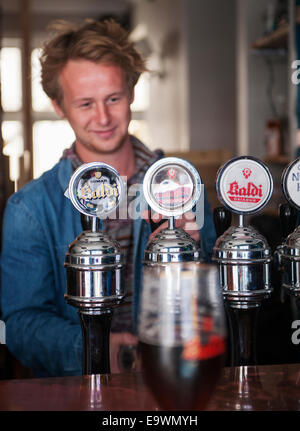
242, 168, 252, 179
167, 168, 176, 179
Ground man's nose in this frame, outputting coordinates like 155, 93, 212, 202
95, 103, 110, 126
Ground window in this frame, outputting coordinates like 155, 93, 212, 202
1, 41, 24, 187
1, 47, 22, 111
33, 121, 75, 179
31, 48, 54, 113
31, 48, 75, 178
2, 121, 23, 183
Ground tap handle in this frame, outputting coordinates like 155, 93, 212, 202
213, 206, 232, 238
81, 213, 100, 231
279, 203, 298, 239
226, 304, 259, 366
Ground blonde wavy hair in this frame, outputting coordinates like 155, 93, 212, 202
40, 19, 147, 105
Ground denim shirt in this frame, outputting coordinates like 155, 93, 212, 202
0, 158, 216, 377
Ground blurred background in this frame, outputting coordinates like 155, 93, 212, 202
0, 0, 297, 212
1, 0, 300, 377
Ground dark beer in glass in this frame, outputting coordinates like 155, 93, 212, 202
138, 263, 226, 411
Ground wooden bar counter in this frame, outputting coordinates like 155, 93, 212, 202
0, 362, 299, 411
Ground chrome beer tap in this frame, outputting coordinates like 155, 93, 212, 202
142, 157, 203, 264
64, 162, 125, 375
277, 158, 300, 322
137, 158, 227, 410
212, 156, 273, 366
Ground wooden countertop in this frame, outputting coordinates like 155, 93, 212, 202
0, 362, 300, 412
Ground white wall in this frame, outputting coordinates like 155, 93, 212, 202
133, 0, 236, 154
132, 0, 189, 152
186, 0, 236, 152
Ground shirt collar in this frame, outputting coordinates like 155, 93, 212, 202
60, 136, 163, 184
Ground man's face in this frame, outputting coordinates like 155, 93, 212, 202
52, 60, 133, 157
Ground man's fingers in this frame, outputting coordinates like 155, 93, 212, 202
152, 212, 162, 222
141, 210, 163, 224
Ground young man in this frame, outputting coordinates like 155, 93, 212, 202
0, 20, 216, 377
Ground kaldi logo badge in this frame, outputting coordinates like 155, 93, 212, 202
227, 166, 263, 204
218, 158, 272, 213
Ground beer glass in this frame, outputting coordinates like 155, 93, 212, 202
138, 262, 226, 411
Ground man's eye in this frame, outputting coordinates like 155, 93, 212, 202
79, 102, 92, 108
108, 97, 120, 103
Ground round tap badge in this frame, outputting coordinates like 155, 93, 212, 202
282, 157, 300, 210
143, 157, 202, 217
67, 162, 125, 218
216, 156, 273, 214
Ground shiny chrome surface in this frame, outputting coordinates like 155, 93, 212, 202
65, 268, 124, 311
212, 225, 272, 307
64, 230, 124, 312
143, 227, 201, 263
278, 159, 300, 296
65, 231, 123, 267
213, 226, 272, 262
280, 226, 300, 258
278, 226, 300, 296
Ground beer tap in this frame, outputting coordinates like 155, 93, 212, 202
137, 157, 226, 411
142, 157, 203, 265
277, 158, 300, 321
64, 162, 125, 375
212, 156, 273, 366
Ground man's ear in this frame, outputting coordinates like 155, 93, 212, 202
51, 99, 65, 118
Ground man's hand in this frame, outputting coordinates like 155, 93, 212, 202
142, 210, 200, 243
